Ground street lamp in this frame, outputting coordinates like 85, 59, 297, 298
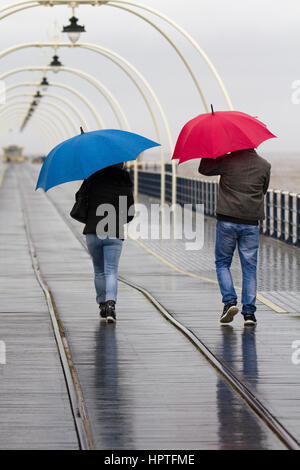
49, 54, 63, 73
34, 91, 43, 101
21, 97, 39, 131
40, 77, 49, 92
62, 16, 86, 44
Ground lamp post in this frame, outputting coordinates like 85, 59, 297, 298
22, 98, 39, 130
7, 91, 89, 130
40, 77, 49, 92
0, 42, 173, 203
1, 100, 75, 136
6, 81, 104, 129
34, 90, 43, 101
62, 16, 86, 44
49, 55, 63, 73
0, 66, 129, 130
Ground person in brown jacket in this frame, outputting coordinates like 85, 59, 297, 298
199, 148, 271, 326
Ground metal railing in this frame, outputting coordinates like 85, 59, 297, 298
134, 166, 300, 247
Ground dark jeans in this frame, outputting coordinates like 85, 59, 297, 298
215, 221, 259, 314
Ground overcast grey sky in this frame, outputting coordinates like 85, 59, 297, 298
0, 0, 300, 158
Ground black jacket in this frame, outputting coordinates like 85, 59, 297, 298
199, 149, 271, 221
76, 166, 135, 238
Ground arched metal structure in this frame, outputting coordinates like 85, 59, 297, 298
6, 91, 88, 129
0, 1, 233, 109
3, 97, 77, 135
1, 109, 62, 144
0, 101, 72, 138
1, 106, 68, 141
0, 111, 59, 148
0, 66, 142, 194
0, 108, 66, 154
0, 0, 233, 202
3, 82, 105, 128
0, 42, 174, 201
0, 66, 130, 130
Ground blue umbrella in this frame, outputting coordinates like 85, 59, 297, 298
35, 128, 160, 191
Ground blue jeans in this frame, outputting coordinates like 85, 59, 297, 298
86, 235, 123, 304
215, 221, 259, 314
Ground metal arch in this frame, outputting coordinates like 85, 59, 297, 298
30, 116, 60, 147
0, 109, 64, 148
59, 66, 130, 130
0, 3, 40, 21
0, 65, 138, 194
7, 111, 59, 143
1, 113, 53, 150
1, 100, 73, 138
38, 92, 87, 129
6, 91, 88, 129
48, 82, 104, 129
26, 117, 55, 149
0, 1, 38, 13
0, 66, 130, 130
82, 44, 167, 202
0, 42, 172, 202
0, 11, 208, 114
32, 124, 53, 150
106, 0, 233, 109
0, 111, 54, 147
0, 1, 234, 202
79, 43, 172, 203
28, 99, 76, 135
31, 109, 66, 141
0, 65, 139, 195
4, 96, 77, 135
0, 1, 232, 109
0, 106, 65, 142
0, 111, 60, 156
0, 43, 172, 145
4, 81, 105, 129
0, 109, 66, 146
1, 110, 65, 150
0, 101, 71, 138
107, 4, 209, 112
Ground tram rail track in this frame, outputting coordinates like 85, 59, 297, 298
19, 162, 300, 451
15, 164, 94, 450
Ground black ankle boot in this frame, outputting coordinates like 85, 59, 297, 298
99, 302, 107, 321
106, 300, 116, 323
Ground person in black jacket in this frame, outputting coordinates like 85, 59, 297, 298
76, 163, 134, 323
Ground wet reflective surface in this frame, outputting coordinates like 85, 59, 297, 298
28, 164, 287, 449
1, 163, 296, 449
0, 168, 78, 450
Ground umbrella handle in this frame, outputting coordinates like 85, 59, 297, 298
211, 104, 215, 115
80, 126, 84, 134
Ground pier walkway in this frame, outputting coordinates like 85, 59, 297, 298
0, 162, 299, 450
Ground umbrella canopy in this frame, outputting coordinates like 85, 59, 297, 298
36, 129, 160, 191
172, 109, 276, 163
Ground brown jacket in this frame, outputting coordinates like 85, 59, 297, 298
198, 149, 271, 221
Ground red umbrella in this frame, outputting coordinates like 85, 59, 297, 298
172, 106, 276, 163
